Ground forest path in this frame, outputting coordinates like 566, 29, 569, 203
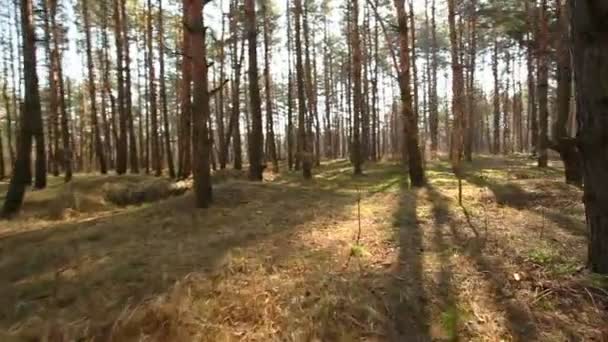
0, 156, 605, 341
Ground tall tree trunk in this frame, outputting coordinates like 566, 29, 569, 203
188, 0, 212, 207
2, 0, 45, 216
492, 38, 501, 154
217, 12, 227, 170
82, 0, 105, 175
245, 0, 264, 180
287, 0, 294, 170
122, 0, 138, 173
525, 0, 538, 155
351, 0, 363, 175
464, 0, 477, 162
295, 0, 311, 178
571, 0, 608, 274
262, 1, 278, 172
147, 0, 161, 176
113, 0, 128, 174
394, 0, 424, 186
537, 0, 549, 167
178, 0, 192, 179
447, 0, 465, 203
553, 0, 581, 185
429, 0, 439, 158
158, 0, 175, 178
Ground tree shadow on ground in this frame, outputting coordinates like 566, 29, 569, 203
464, 171, 587, 238
0, 177, 356, 337
382, 181, 431, 341
427, 185, 538, 341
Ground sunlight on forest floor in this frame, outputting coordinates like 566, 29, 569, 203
1, 156, 607, 341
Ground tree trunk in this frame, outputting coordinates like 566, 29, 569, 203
351, 0, 363, 175
178, 0, 192, 179
287, 0, 294, 170
244, 0, 264, 181
537, 0, 549, 167
147, 0, 161, 176
571, 0, 608, 274
447, 0, 465, 202
113, 0, 127, 174
122, 0, 138, 174
295, 0, 311, 178
429, 0, 439, 158
394, 0, 424, 186
262, 1, 278, 172
2, 0, 45, 216
492, 38, 501, 154
158, 0, 175, 178
188, 0, 212, 207
553, 0, 582, 185
82, 0, 105, 176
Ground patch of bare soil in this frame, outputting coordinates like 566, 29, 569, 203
0, 157, 606, 341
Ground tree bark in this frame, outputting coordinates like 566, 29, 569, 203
245, 0, 264, 181
394, 0, 424, 186
571, 0, 608, 274
295, 0, 311, 178
537, 0, 549, 167
2, 0, 45, 216
188, 0, 212, 207
158, 0, 175, 178
553, 0, 582, 185
262, 1, 278, 172
351, 0, 363, 175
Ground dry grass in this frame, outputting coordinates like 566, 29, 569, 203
0, 156, 606, 341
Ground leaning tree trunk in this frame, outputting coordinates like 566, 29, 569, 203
571, 0, 608, 274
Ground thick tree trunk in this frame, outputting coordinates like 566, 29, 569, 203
447, 0, 465, 202
178, 0, 192, 179
553, 0, 582, 185
395, 0, 424, 186
351, 0, 363, 175
188, 0, 212, 207
295, 0, 311, 178
571, 0, 608, 274
113, 0, 128, 174
287, 0, 294, 170
2, 0, 45, 216
262, 2, 278, 172
245, 0, 264, 181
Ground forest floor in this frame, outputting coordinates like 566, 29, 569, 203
1, 155, 607, 341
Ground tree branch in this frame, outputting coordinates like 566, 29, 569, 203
209, 79, 229, 97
